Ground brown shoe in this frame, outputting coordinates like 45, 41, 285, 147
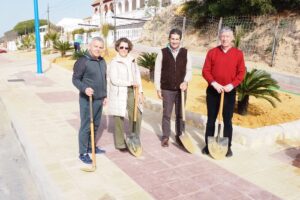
161, 137, 169, 147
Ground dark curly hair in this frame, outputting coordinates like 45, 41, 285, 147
115, 37, 133, 52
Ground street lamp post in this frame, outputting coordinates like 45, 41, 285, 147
33, 0, 43, 74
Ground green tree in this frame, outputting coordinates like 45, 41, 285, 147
137, 52, 158, 82
13, 19, 48, 35
53, 41, 73, 57
182, 0, 277, 25
237, 69, 281, 115
272, 0, 300, 12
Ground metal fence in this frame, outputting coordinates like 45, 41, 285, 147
142, 14, 299, 68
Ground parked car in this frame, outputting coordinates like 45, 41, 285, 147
0, 49, 7, 53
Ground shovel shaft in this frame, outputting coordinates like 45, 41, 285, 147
181, 90, 185, 121
89, 96, 96, 169
216, 92, 224, 138
133, 86, 139, 122
217, 92, 224, 124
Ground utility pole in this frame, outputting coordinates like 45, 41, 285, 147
47, 3, 50, 32
114, 0, 116, 43
33, 0, 43, 74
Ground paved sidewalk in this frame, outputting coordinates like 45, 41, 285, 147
0, 52, 299, 200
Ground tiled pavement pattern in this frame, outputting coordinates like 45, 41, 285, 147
0, 52, 299, 199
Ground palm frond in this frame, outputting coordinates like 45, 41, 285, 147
137, 52, 158, 71
237, 68, 281, 108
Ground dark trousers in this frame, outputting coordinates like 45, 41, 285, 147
204, 86, 236, 147
161, 89, 186, 138
78, 96, 103, 154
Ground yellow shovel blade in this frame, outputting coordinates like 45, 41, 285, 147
80, 166, 96, 172
179, 133, 196, 154
126, 136, 143, 157
208, 136, 228, 160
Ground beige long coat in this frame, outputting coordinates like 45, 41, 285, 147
108, 54, 143, 117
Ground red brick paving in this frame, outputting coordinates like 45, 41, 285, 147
273, 147, 300, 168
36, 91, 77, 103
67, 115, 282, 200
14, 71, 54, 87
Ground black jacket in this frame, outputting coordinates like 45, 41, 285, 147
72, 52, 107, 100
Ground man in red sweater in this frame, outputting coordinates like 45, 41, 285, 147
202, 26, 246, 157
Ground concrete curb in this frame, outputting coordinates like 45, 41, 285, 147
144, 97, 300, 147
4, 100, 62, 200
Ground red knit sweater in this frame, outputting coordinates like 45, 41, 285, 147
202, 46, 246, 87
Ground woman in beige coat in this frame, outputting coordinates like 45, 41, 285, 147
108, 37, 143, 151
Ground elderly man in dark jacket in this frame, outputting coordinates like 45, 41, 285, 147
72, 37, 107, 164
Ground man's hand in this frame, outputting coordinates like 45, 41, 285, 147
180, 81, 188, 91
103, 97, 108, 106
85, 87, 94, 96
223, 84, 234, 92
211, 82, 224, 93
157, 90, 163, 99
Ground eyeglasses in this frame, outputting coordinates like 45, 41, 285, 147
119, 46, 129, 50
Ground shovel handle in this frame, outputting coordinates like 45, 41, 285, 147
133, 86, 139, 122
181, 90, 185, 122
217, 92, 224, 124
89, 95, 96, 168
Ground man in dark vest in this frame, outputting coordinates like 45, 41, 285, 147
154, 28, 192, 147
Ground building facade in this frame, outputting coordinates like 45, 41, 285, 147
90, 0, 182, 43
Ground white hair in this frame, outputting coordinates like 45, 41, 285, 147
219, 26, 233, 35
90, 36, 104, 44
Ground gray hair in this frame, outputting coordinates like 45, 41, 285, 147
219, 26, 233, 35
90, 36, 104, 44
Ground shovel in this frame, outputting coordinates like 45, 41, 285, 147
179, 90, 196, 154
126, 86, 142, 157
81, 95, 96, 172
208, 91, 229, 160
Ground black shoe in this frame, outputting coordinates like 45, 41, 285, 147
202, 146, 209, 155
117, 148, 127, 152
226, 148, 233, 157
175, 135, 184, 147
88, 147, 106, 154
79, 154, 92, 164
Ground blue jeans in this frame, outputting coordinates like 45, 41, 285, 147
78, 96, 103, 154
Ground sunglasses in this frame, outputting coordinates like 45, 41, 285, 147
119, 46, 129, 50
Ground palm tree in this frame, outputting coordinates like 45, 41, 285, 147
101, 23, 113, 56
137, 52, 158, 81
53, 40, 73, 57
237, 69, 281, 115
21, 34, 35, 50
44, 32, 60, 48
234, 25, 244, 48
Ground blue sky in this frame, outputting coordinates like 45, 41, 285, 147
0, 0, 92, 37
